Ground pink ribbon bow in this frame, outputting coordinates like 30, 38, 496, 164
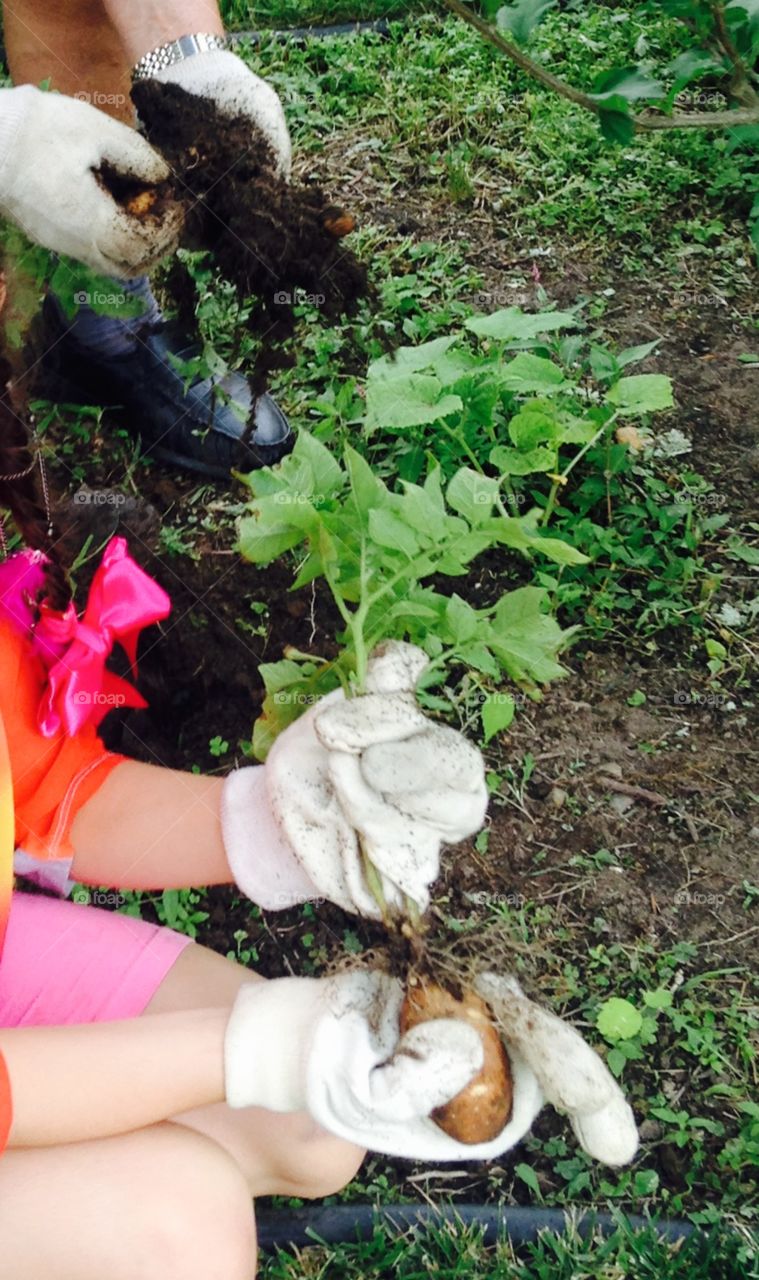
0, 536, 171, 737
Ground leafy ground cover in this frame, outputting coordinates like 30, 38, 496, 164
13, 2, 758, 1276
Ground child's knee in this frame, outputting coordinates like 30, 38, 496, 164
282, 1125, 366, 1200
146, 1127, 257, 1280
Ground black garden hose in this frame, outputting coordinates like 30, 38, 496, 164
228, 18, 393, 46
254, 1203, 697, 1251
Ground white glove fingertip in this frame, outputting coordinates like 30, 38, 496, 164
571, 1097, 639, 1166
365, 641, 430, 695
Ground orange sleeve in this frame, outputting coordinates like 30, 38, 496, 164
0, 1050, 11, 1156
0, 622, 127, 863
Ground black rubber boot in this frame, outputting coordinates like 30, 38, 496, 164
40, 297, 294, 480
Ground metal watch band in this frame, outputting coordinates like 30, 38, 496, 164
132, 33, 229, 82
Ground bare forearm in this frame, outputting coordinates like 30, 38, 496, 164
70, 760, 232, 889
0, 1008, 227, 1147
101, 0, 225, 63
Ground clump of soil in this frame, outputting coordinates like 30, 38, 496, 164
130, 79, 370, 399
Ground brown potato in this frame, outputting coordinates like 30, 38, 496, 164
323, 212, 356, 239
400, 981, 513, 1144
125, 189, 158, 219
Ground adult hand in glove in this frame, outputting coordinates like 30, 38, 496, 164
221, 642, 488, 919
0, 87, 183, 278
152, 50, 292, 178
224, 969, 638, 1166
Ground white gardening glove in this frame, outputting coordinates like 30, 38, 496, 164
0, 86, 183, 278
153, 49, 291, 178
221, 642, 489, 918
475, 973, 639, 1167
224, 970, 638, 1166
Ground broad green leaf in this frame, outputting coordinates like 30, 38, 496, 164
606, 1047, 627, 1078
238, 511, 302, 565
596, 997, 643, 1042
598, 108, 635, 145
446, 468, 500, 523
592, 65, 664, 103
481, 692, 515, 743
387, 599, 441, 622
398, 481, 449, 540
666, 48, 723, 93
643, 988, 673, 1010
368, 508, 419, 557
345, 445, 387, 517
432, 347, 481, 386
490, 444, 556, 475
291, 550, 323, 591
617, 339, 660, 368
482, 517, 588, 565
606, 374, 674, 414
514, 1163, 543, 1200
589, 345, 620, 382
292, 430, 344, 500
445, 594, 479, 643
258, 658, 318, 694
423, 464, 447, 512
633, 1169, 660, 1197
499, 352, 567, 394
507, 403, 561, 449
455, 642, 501, 678
496, 0, 556, 43
559, 417, 602, 445
527, 534, 589, 566
367, 336, 455, 379
466, 306, 576, 342
488, 587, 573, 684
454, 530, 499, 563
366, 373, 463, 430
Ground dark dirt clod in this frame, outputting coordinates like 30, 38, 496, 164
131, 79, 371, 400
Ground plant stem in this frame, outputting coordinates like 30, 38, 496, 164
709, 2, 759, 107
542, 418, 613, 526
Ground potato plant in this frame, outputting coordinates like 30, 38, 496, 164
238, 429, 582, 757
238, 307, 675, 757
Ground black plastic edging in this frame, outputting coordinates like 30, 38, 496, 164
228, 18, 392, 45
255, 1203, 697, 1251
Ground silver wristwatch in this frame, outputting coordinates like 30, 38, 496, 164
132, 33, 228, 82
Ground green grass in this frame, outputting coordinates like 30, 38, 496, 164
220, 0, 410, 29
259, 1216, 756, 1278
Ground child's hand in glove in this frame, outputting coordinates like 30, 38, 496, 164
221, 642, 488, 919
0, 87, 183, 278
223, 969, 638, 1166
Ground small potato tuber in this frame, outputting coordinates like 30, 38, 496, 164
400, 981, 513, 1144
125, 189, 159, 219
323, 210, 356, 239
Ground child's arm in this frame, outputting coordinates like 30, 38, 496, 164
69, 760, 233, 889
0, 1008, 227, 1148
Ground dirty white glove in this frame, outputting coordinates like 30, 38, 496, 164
475, 973, 639, 1166
221, 642, 488, 918
224, 970, 638, 1166
154, 49, 291, 178
0, 86, 182, 278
